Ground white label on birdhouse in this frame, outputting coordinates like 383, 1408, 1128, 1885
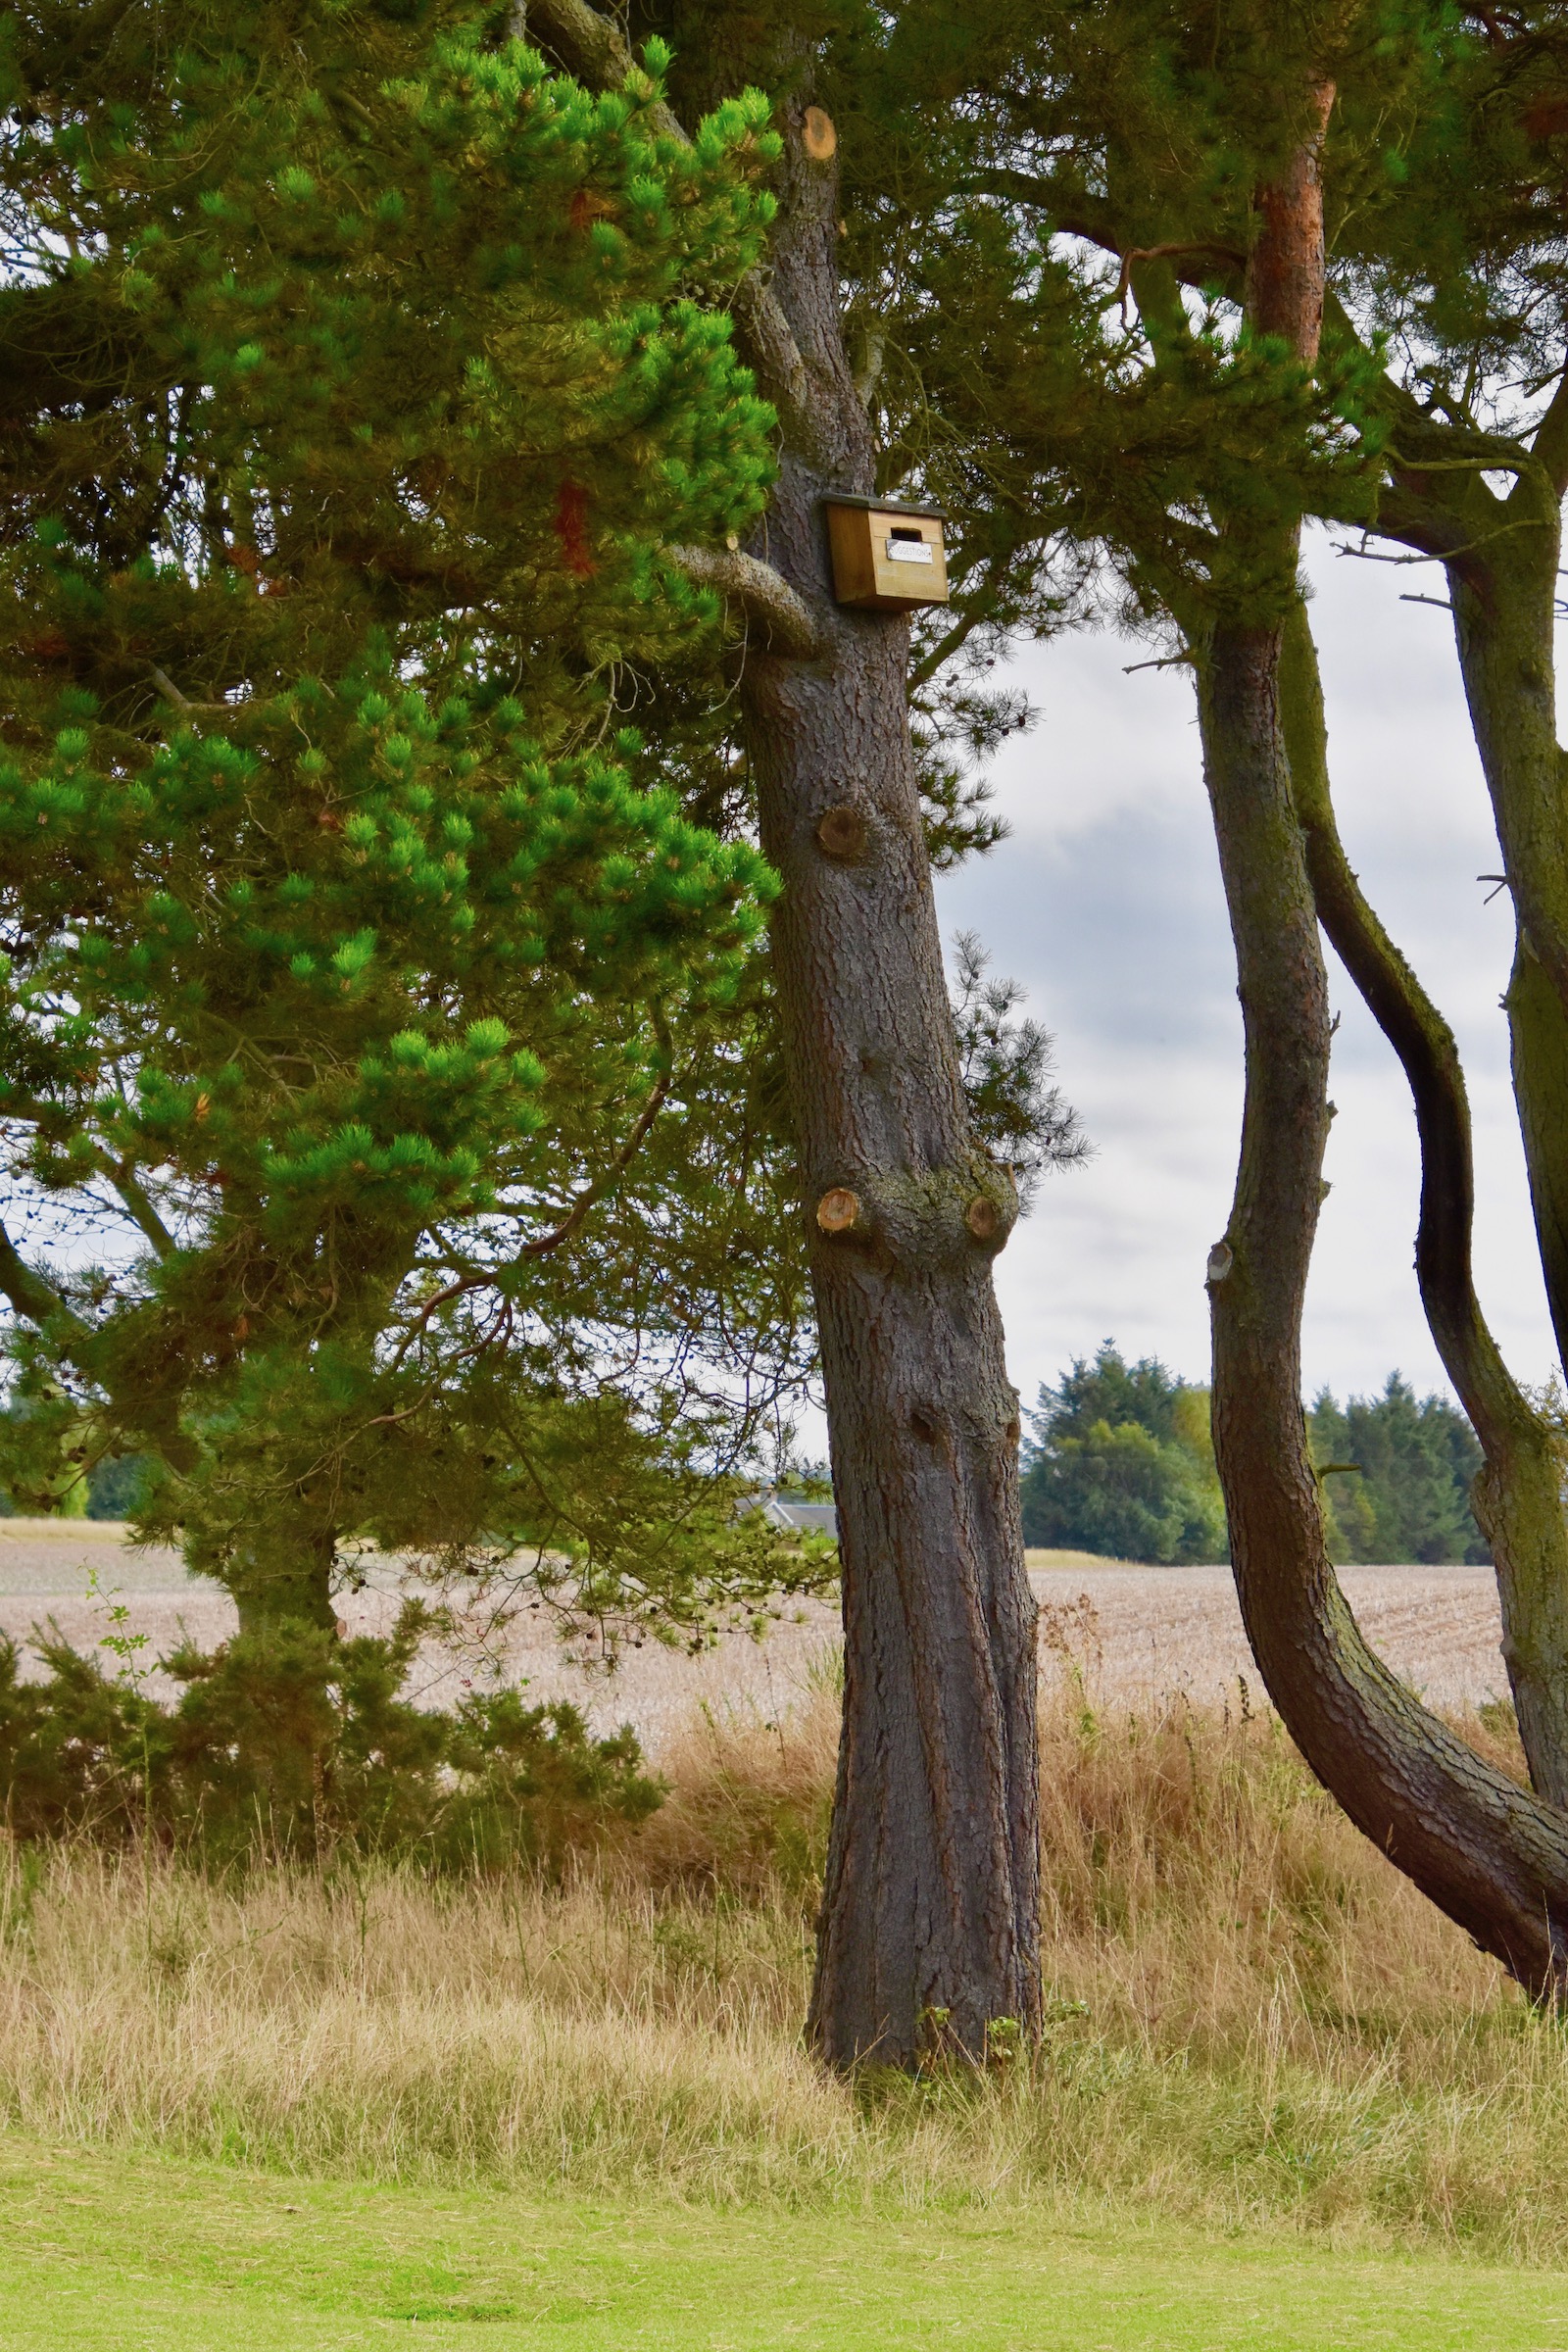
886, 535, 934, 564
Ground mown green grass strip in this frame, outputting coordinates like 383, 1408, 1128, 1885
2, 2133, 1567, 2349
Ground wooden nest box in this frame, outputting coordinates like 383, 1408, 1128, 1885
822, 495, 949, 612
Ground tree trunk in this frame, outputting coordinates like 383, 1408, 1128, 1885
741, 94, 1039, 2074
227, 1522, 338, 1639
1429, 478, 1568, 1801
1352, 370, 1568, 1797
1281, 604, 1568, 1804
1449, 514, 1568, 1010
524, 0, 1042, 2069
1198, 88, 1568, 1993
1446, 550, 1568, 1389
1506, 919, 1568, 1383
1202, 611, 1568, 2000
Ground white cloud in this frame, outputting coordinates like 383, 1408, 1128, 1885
937, 524, 1557, 1414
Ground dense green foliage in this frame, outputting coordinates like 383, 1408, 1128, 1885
1023, 1348, 1489, 1566
0, 1421, 147, 1516
0, 1600, 659, 1865
0, 1, 825, 1642
1020, 1345, 1226, 1563
1309, 1377, 1489, 1567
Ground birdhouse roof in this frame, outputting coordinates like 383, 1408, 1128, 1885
818, 492, 946, 522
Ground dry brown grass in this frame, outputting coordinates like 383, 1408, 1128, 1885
2, 1661, 1567, 2258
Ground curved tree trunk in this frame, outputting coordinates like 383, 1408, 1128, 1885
1446, 535, 1568, 1386
1379, 387, 1568, 1401
1449, 511, 1568, 1011
1199, 84, 1568, 1994
1506, 918, 1568, 1383
1203, 609, 1568, 1999
1349, 352, 1568, 1802
1368, 357, 1568, 1401
1280, 605, 1568, 1804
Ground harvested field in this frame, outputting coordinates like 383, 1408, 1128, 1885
0, 1523, 1510, 1750
1029, 1555, 1510, 1716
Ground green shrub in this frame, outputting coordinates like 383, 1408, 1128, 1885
0, 1604, 659, 1869
1021, 1345, 1227, 1562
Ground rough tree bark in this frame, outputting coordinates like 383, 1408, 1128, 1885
1281, 605, 1568, 1804
749, 109, 1039, 2076
228, 1525, 339, 1638
1373, 377, 1568, 1385
530, 0, 1042, 2067
1360, 376, 1568, 1800
1198, 84, 1568, 1990
1451, 555, 1568, 1403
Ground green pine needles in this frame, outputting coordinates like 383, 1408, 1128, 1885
0, 2, 818, 1646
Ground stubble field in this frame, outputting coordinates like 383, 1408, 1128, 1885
0, 1521, 1511, 1745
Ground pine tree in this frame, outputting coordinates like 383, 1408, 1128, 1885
839, 0, 1568, 1992
0, 3, 818, 1644
1021, 1345, 1227, 1564
519, 0, 1099, 2069
1308, 1379, 1489, 1566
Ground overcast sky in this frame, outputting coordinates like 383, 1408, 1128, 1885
934, 523, 1558, 1419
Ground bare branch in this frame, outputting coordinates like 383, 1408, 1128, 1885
0, 1217, 83, 1334
151, 666, 228, 715
671, 545, 822, 658
104, 1165, 176, 1258
1115, 240, 1246, 310
392, 1061, 675, 1360
908, 611, 977, 689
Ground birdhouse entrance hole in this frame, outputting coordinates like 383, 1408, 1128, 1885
822, 495, 950, 612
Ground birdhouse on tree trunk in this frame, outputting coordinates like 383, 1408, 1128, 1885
822, 495, 949, 612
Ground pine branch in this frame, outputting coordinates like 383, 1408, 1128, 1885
671, 545, 822, 657
1318, 310, 1514, 569
0, 1217, 84, 1334
1116, 241, 1247, 309
0, 1098, 176, 1259
730, 276, 814, 445
523, 0, 812, 436
150, 667, 229, 715
104, 1165, 175, 1258
958, 169, 1247, 298
392, 1060, 675, 1360
908, 611, 977, 689
520, 0, 674, 129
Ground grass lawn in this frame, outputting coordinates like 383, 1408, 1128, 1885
2, 2136, 1567, 2350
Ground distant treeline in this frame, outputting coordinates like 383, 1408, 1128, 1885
0, 1448, 145, 1521
1020, 1345, 1489, 1567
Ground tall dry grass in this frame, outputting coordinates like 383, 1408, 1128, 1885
3, 1651, 1567, 2257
